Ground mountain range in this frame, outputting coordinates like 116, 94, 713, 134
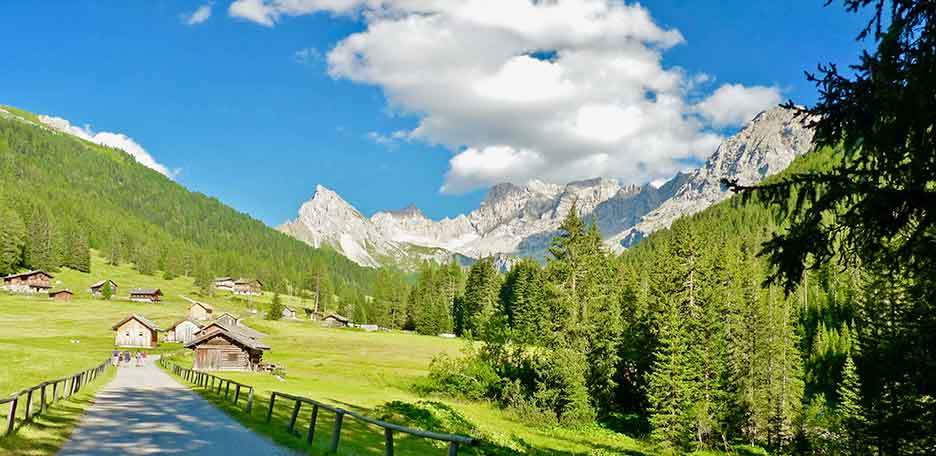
278, 107, 815, 268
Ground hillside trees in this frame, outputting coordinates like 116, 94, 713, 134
0, 203, 25, 275
459, 257, 500, 337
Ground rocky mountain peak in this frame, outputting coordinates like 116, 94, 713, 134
387, 203, 425, 218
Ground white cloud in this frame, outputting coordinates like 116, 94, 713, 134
229, 0, 364, 26
232, 0, 782, 193
694, 83, 782, 128
183, 3, 213, 26
38, 115, 176, 178
293, 47, 322, 64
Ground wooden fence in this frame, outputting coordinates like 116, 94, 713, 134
0, 358, 111, 436
161, 359, 475, 455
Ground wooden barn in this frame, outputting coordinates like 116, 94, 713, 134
130, 288, 162, 303
188, 301, 214, 321
321, 313, 350, 328
88, 280, 118, 297
2, 270, 54, 294
215, 312, 239, 327
233, 279, 263, 296
48, 289, 73, 301
112, 314, 160, 348
281, 306, 297, 320
185, 325, 270, 371
165, 319, 202, 344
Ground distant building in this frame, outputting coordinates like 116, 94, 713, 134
165, 319, 202, 344
49, 289, 73, 301
188, 301, 214, 321
215, 312, 239, 327
233, 279, 263, 296
185, 325, 270, 371
281, 305, 297, 320
321, 313, 350, 328
112, 314, 160, 348
129, 288, 163, 303
88, 280, 118, 298
214, 277, 235, 292
196, 320, 265, 340
2, 270, 54, 294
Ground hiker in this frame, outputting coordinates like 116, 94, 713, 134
112, 350, 120, 366
122, 351, 131, 367
141, 351, 147, 365
135, 351, 142, 367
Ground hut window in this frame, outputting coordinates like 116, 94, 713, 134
139, 332, 143, 337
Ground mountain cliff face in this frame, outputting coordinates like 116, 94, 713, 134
278, 107, 814, 268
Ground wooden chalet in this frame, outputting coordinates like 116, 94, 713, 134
2, 270, 54, 294
185, 324, 270, 371
233, 278, 263, 296
281, 306, 297, 320
112, 314, 160, 348
129, 288, 163, 303
321, 313, 350, 328
88, 280, 118, 297
188, 301, 214, 321
165, 319, 202, 344
214, 277, 235, 292
48, 289, 73, 301
196, 320, 266, 340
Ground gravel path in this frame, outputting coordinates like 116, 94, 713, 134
58, 357, 291, 455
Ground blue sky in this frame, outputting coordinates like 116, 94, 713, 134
0, 1, 870, 226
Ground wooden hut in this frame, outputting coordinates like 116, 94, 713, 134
129, 288, 163, 303
281, 306, 297, 320
188, 301, 214, 321
321, 313, 350, 328
88, 280, 118, 297
112, 314, 160, 348
185, 325, 270, 371
215, 312, 239, 327
48, 289, 73, 301
2, 270, 54, 294
165, 319, 202, 344
233, 279, 263, 296
196, 320, 265, 340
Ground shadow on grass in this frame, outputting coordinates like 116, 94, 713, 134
0, 369, 114, 456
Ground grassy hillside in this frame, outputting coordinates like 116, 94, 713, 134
0, 256, 655, 455
0, 105, 374, 293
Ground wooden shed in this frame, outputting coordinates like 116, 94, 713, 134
214, 277, 235, 292
166, 319, 202, 344
130, 288, 163, 303
88, 280, 118, 298
321, 313, 350, 328
2, 270, 54, 294
112, 314, 160, 348
281, 306, 297, 320
188, 301, 214, 321
185, 325, 270, 371
215, 312, 239, 327
196, 320, 266, 340
48, 289, 73, 301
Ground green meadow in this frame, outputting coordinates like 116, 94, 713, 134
1, 255, 657, 455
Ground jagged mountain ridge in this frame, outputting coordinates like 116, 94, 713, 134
278, 107, 815, 268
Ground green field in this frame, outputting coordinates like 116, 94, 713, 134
0, 256, 657, 455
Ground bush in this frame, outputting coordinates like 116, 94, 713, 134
420, 352, 500, 400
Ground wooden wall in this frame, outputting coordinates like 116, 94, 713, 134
115, 319, 157, 348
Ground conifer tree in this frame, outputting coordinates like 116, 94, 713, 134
0, 205, 25, 275
837, 353, 866, 454
460, 257, 500, 337
101, 280, 113, 301
267, 292, 284, 320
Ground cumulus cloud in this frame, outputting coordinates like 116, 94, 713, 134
183, 3, 213, 25
38, 115, 177, 178
366, 130, 407, 149
293, 47, 322, 64
229, 0, 363, 26
234, 1, 782, 193
694, 83, 782, 128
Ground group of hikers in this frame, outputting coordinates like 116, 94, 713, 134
112, 350, 147, 367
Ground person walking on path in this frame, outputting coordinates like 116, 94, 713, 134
58, 355, 293, 455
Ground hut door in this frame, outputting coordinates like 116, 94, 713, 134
198, 349, 222, 370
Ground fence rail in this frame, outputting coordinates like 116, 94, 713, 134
161, 359, 475, 455
159, 358, 256, 413
1, 358, 111, 436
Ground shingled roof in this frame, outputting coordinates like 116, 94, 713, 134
130, 288, 162, 295
3, 270, 54, 280
184, 325, 270, 351
112, 314, 161, 332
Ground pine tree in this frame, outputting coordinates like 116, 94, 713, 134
0, 205, 26, 275
460, 257, 500, 337
837, 353, 866, 454
101, 280, 113, 301
267, 292, 284, 321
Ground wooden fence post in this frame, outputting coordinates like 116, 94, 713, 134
234, 384, 241, 404
217, 379, 223, 394
447, 441, 459, 456
225, 382, 230, 399
306, 404, 318, 444
39, 384, 47, 414
52, 381, 59, 402
246, 387, 255, 414
329, 410, 345, 453
384, 428, 394, 456
287, 400, 301, 434
266, 393, 276, 423
6, 396, 17, 435
24, 389, 33, 420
